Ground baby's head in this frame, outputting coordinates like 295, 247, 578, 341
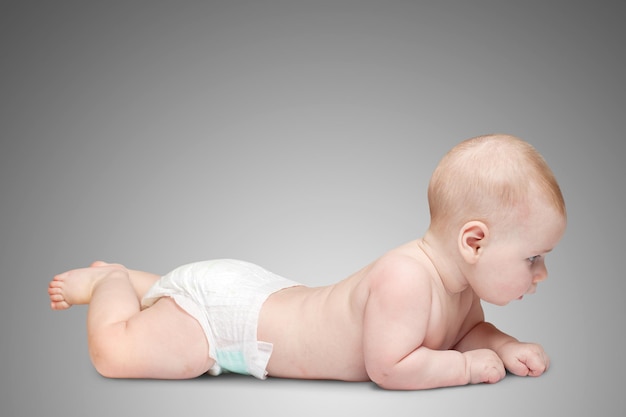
427, 134, 566, 238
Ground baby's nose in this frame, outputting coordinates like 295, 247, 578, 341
533, 265, 548, 283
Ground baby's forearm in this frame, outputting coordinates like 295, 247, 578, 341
454, 321, 518, 354
369, 346, 470, 390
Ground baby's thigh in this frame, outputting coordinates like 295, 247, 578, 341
122, 297, 213, 378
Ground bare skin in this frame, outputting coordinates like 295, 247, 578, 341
48, 134, 565, 390
49, 262, 214, 379
258, 240, 478, 383
48, 197, 563, 389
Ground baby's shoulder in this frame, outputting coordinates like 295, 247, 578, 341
366, 251, 433, 292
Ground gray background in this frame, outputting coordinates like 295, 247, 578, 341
1, 1, 624, 416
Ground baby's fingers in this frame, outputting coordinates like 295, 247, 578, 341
507, 345, 550, 377
525, 350, 550, 376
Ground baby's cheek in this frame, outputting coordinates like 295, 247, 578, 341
494, 283, 527, 304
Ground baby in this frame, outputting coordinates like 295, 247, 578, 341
48, 134, 567, 390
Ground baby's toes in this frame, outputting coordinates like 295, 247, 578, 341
49, 292, 65, 302
50, 300, 71, 310
48, 283, 63, 295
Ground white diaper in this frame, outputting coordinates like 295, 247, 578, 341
141, 259, 300, 379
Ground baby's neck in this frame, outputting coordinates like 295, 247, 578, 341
417, 232, 469, 295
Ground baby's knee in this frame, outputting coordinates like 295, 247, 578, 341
87, 325, 129, 378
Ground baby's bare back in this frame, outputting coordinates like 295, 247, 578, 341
258, 267, 372, 381
258, 240, 477, 382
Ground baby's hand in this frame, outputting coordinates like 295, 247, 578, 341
497, 341, 550, 377
463, 349, 506, 384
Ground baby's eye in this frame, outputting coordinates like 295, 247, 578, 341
528, 255, 541, 264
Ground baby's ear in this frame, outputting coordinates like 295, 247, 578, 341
458, 221, 489, 264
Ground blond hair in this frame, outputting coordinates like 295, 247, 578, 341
427, 134, 566, 235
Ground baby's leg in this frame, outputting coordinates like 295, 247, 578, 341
90, 261, 160, 301
48, 264, 213, 379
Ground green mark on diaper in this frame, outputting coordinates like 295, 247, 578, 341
215, 351, 248, 375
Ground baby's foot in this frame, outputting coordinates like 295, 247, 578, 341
48, 262, 127, 310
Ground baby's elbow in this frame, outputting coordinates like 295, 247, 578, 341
367, 362, 401, 390
370, 371, 410, 390
366, 356, 435, 391
372, 375, 396, 390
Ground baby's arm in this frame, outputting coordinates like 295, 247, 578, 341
454, 298, 550, 377
362, 257, 504, 390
